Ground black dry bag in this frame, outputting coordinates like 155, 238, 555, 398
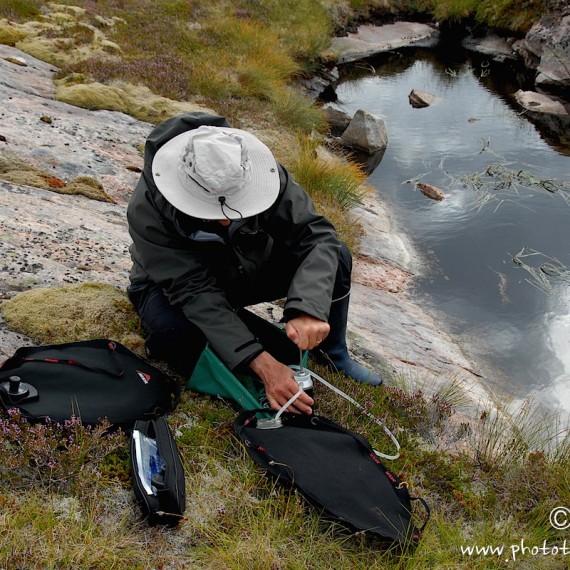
0, 338, 180, 429
234, 409, 429, 547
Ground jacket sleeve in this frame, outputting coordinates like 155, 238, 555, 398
127, 179, 264, 371
266, 166, 343, 323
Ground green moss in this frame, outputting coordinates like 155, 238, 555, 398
0, 153, 114, 202
61, 176, 115, 203
55, 81, 130, 112
0, 282, 143, 347
0, 169, 48, 188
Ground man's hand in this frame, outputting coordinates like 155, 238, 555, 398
249, 351, 313, 414
285, 314, 330, 350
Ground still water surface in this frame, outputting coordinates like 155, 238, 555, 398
332, 47, 570, 414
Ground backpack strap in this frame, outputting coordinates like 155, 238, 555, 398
13, 340, 125, 378
410, 496, 431, 532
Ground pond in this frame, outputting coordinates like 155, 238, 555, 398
329, 44, 570, 416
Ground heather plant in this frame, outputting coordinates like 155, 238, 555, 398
0, 408, 126, 494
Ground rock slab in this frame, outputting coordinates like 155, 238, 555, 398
329, 22, 439, 64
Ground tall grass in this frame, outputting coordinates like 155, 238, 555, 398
289, 136, 368, 210
430, 0, 546, 31
431, 0, 478, 21
475, 0, 546, 33
287, 135, 369, 250
50, 0, 331, 124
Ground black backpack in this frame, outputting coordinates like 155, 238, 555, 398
0, 338, 180, 429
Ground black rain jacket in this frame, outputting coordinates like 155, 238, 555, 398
127, 112, 342, 370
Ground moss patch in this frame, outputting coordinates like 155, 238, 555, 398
0, 153, 115, 202
55, 78, 214, 124
54, 80, 129, 112
60, 176, 112, 201
0, 282, 143, 348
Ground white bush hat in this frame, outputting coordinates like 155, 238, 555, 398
151, 125, 280, 219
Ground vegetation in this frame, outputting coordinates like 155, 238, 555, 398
0, 284, 568, 568
0, 288, 568, 568
0, 153, 116, 202
0, 0, 567, 568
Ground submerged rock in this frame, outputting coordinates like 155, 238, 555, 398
408, 88, 435, 108
416, 182, 445, 201
461, 34, 517, 62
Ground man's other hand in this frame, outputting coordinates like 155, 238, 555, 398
285, 314, 330, 351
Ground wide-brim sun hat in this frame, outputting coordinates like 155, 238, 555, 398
151, 125, 280, 220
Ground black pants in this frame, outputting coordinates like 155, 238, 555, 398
128, 244, 352, 376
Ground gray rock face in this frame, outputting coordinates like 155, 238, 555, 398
0, 45, 148, 359
519, 14, 570, 88
0, 44, 150, 204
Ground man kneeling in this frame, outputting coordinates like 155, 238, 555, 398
127, 112, 382, 415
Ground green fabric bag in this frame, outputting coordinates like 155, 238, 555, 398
187, 345, 265, 410
186, 309, 308, 410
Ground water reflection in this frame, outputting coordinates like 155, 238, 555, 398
331, 47, 570, 413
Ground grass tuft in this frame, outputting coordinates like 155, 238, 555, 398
290, 135, 368, 210
0, 21, 29, 45
271, 88, 328, 134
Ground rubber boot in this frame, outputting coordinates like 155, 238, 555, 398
314, 293, 383, 386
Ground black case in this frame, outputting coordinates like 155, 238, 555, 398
130, 416, 186, 526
